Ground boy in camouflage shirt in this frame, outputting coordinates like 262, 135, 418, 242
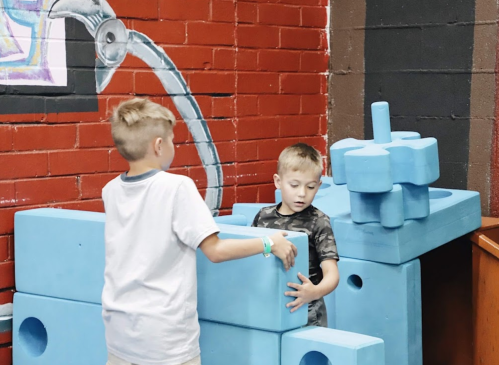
252, 143, 339, 327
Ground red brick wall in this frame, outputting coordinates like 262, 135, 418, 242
0, 0, 328, 356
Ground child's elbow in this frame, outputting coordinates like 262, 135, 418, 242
203, 247, 225, 263
207, 252, 223, 263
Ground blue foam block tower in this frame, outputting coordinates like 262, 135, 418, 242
324, 257, 421, 365
330, 102, 440, 228
13, 293, 107, 365
282, 327, 385, 365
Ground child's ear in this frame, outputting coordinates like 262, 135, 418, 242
273, 174, 281, 189
153, 137, 163, 156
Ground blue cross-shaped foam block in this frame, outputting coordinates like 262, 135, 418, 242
331, 102, 440, 193
330, 102, 439, 227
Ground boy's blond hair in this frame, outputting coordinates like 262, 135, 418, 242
110, 98, 176, 161
277, 143, 322, 177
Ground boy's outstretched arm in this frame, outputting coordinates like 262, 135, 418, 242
284, 259, 339, 312
199, 232, 298, 271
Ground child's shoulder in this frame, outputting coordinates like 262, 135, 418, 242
309, 205, 328, 219
258, 204, 278, 214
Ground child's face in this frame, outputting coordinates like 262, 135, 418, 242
274, 168, 321, 215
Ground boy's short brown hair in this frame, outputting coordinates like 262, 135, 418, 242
110, 98, 176, 161
277, 143, 323, 177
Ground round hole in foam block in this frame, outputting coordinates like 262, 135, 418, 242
347, 274, 363, 290
19, 317, 48, 357
299, 351, 332, 365
429, 190, 452, 200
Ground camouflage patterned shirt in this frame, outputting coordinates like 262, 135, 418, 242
252, 203, 339, 327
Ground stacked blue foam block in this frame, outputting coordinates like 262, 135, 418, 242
13, 209, 384, 365
231, 101, 482, 365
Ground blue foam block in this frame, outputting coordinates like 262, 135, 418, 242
324, 257, 421, 365
197, 224, 309, 332
350, 184, 430, 228
281, 327, 385, 365
319, 187, 481, 264
331, 133, 439, 192
213, 214, 248, 226
232, 203, 272, 226
15, 208, 105, 304
13, 293, 106, 365
199, 320, 281, 365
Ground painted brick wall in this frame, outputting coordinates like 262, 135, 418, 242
0, 0, 329, 358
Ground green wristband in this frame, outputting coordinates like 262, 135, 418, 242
262, 236, 272, 257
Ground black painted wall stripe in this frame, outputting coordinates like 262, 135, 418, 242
364, 0, 475, 190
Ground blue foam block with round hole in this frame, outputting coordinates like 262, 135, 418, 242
199, 320, 281, 365
323, 257, 421, 365
281, 327, 385, 365
13, 292, 107, 365
328, 187, 481, 264
197, 224, 309, 332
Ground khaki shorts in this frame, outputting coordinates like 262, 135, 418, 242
106, 352, 201, 365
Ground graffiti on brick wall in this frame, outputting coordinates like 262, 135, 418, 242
0, 0, 66, 86
0, 0, 223, 214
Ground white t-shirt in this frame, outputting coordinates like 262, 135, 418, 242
101, 170, 219, 365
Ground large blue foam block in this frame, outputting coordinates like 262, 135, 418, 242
281, 327, 385, 365
15, 208, 309, 331
324, 257, 421, 365
199, 320, 281, 365
15, 208, 106, 304
197, 224, 309, 332
317, 187, 481, 264
13, 293, 107, 365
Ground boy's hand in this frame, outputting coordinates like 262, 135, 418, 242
270, 232, 297, 271
285, 272, 318, 313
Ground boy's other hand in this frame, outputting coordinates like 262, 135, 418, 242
270, 232, 297, 271
284, 272, 317, 312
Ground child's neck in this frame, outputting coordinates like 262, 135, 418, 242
127, 160, 162, 177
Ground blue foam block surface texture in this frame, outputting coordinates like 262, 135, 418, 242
197, 224, 309, 332
199, 320, 281, 365
324, 257, 421, 365
349, 184, 430, 228
15, 208, 106, 304
13, 293, 107, 365
232, 203, 272, 226
281, 327, 385, 365
213, 214, 248, 226
331, 132, 439, 192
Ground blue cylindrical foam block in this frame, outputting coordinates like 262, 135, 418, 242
371, 101, 392, 144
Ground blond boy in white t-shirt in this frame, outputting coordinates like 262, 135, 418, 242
102, 98, 298, 365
